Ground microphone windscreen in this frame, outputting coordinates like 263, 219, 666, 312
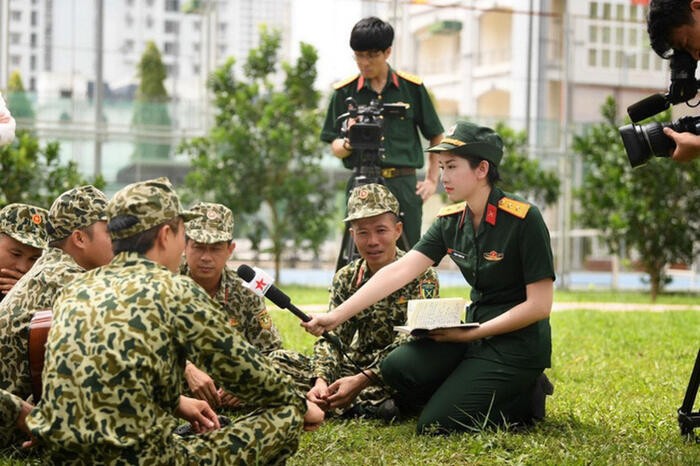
264, 285, 291, 308
627, 94, 669, 123
236, 264, 255, 282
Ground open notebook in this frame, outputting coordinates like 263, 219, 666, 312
394, 297, 480, 337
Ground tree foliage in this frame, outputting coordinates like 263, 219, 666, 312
572, 96, 700, 300
181, 27, 333, 281
132, 41, 172, 161
6, 71, 35, 120
494, 122, 560, 207
0, 130, 104, 209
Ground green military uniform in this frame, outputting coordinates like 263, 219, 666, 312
0, 203, 49, 304
380, 122, 555, 433
321, 66, 444, 247
181, 263, 283, 354
0, 388, 23, 448
314, 248, 439, 414
26, 178, 305, 464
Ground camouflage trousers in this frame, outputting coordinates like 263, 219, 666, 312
267, 349, 396, 417
39, 406, 303, 466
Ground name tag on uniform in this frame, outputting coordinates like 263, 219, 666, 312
447, 248, 467, 260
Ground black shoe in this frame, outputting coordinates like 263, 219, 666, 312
173, 415, 231, 436
531, 373, 554, 421
375, 398, 401, 423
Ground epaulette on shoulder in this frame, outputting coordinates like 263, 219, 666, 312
333, 74, 360, 90
437, 201, 466, 217
498, 197, 530, 219
396, 70, 423, 85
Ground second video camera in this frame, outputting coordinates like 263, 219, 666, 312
620, 50, 699, 167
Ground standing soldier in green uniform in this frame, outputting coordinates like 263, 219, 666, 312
307, 183, 439, 421
0, 185, 112, 402
321, 16, 444, 248
305, 121, 555, 434
181, 201, 284, 408
26, 177, 323, 465
0, 204, 48, 301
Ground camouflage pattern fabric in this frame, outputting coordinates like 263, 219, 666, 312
344, 183, 400, 222
107, 177, 198, 239
0, 203, 49, 249
45, 185, 108, 241
0, 388, 22, 448
181, 264, 283, 354
185, 202, 234, 244
266, 348, 314, 396
313, 249, 440, 412
0, 247, 84, 399
26, 252, 305, 465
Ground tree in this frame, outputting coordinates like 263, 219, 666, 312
132, 41, 172, 161
572, 96, 700, 300
6, 71, 35, 120
494, 121, 560, 207
0, 130, 104, 209
181, 27, 334, 282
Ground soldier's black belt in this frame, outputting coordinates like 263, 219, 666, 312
380, 167, 416, 179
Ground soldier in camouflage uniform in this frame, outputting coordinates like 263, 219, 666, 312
0, 203, 48, 301
181, 201, 284, 408
0, 185, 112, 402
0, 388, 32, 448
306, 183, 439, 419
26, 177, 323, 465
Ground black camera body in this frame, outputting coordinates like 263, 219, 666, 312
620, 50, 700, 167
339, 97, 408, 166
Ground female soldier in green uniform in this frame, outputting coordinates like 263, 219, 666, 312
304, 121, 555, 434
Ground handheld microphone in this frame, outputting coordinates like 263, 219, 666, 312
236, 264, 340, 345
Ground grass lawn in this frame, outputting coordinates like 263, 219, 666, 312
2, 289, 699, 465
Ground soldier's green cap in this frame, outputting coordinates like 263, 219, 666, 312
107, 177, 199, 240
344, 183, 400, 222
426, 120, 504, 167
46, 185, 108, 241
186, 202, 234, 244
0, 203, 49, 249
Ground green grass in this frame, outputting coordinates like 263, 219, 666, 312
3, 290, 700, 465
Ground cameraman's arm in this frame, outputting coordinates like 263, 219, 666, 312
663, 127, 700, 163
416, 133, 444, 201
331, 138, 353, 159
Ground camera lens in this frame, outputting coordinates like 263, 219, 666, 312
619, 122, 673, 168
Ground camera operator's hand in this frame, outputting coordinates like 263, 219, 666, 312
663, 127, 700, 163
331, 118, 357, 159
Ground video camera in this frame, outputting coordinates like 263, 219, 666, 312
619, 49, 700, 167
337, 97, 408, 168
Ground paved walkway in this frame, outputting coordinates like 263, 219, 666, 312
271, 302, 700, 313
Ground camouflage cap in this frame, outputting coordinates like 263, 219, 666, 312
0, 203, 49, 249
186, 202, 234, 244
344, 183, 400, 222
426, 120, 504, 167
107, 177, 199, 240
46, 185, 109, 241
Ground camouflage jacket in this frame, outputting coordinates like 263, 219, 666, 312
181, 264, 282, 354
0, 247, 84, 398
312, 248, 439, 383
26, 252, 305, 464
0, 388, 21, 447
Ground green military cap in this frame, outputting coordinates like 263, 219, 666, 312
46, 185, 109, 242
426, 120, 504, 168
344, 183, 400, 222
0, 203, 49, 249
186, 202, 234, 244
107, 177, 199, 240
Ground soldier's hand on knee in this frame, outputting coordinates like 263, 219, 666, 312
303, 400, 325, 432
184, 362, 221, 408
175, 395, 220, 434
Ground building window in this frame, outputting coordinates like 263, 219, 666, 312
146, 15, 154, 28
31, 10, 38, 26
165, 20, 179, 34
193, 64, 200, 74
10, 33, 21, 45
10, 10, 21, 21
165, 0, 179, 11
166, 63, 179, 78
193, 20, 201, 31
30, 55, 36, 71
164, 42, 179, 55
30, 33, 37, 47
10, 55, 21, 66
